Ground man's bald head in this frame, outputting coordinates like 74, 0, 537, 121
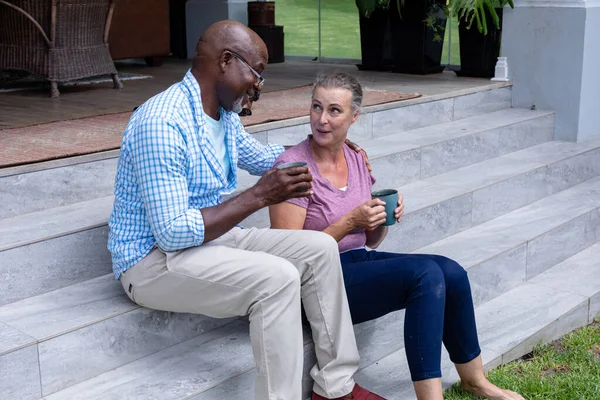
194, 20, 267, 69
190, 20, 268, 116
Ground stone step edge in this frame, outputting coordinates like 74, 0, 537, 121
183, 242, 600, 399
25, 235, 600, 398
0, 196, 114, 252
3, 190, 597, 362
55, 268, 591, 400
1, 136, 594, 254
0, 84, 512, 180
361, 108, 554, 159
245, 82, 513, 134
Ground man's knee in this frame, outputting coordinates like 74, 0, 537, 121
264, 260, 301, 297
302, 230, 338, 255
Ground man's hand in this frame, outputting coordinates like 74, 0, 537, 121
344, 138, 372, 173
350, 199, 387, 231
251, 166, 313, 207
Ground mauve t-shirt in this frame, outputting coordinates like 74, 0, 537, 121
274, 138, 376, 253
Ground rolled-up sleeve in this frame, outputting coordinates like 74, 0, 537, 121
130, 117, 205, 251
235, 123, 284, 175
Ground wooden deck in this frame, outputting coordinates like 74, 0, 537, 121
0, 59, 491, 130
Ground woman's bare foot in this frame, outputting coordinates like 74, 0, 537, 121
460, 379, 525, 400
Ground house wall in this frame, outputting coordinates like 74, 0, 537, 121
502, 0, 600, 142
578, 6, 600, 142
185, 0, 249, 59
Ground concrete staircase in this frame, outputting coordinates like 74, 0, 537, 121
2, 84, 600, 400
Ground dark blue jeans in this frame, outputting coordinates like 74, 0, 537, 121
339, 249, 481, 381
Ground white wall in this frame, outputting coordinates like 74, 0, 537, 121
577, 6, 600, 142
185, 0, 249, 59
502, 0, 600, 142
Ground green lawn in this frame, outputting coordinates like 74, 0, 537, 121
445, 319, 600, 400
276, 0, 461, 65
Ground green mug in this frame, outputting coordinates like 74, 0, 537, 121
371, 189, 398, 226
277, 161, 309, 192
276, 161, 308, 169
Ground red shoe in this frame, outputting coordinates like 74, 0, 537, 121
312, 384, 386, 400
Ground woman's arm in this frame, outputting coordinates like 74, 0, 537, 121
365, 226, 388, 249
269, 202, 356, 242
269, 202, 307, 230
269, 199, 387, 243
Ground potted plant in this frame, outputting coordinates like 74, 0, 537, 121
449, 0, 514, 77
356, 0, 392, 71
248, 0, 276, 27
355, 0, 448, 74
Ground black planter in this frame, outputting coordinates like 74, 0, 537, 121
357, 0, 446, 74
389, 0, 447, 74
169, 0, 188, 59
456, 9, 503, 78
357, 8, 392, 71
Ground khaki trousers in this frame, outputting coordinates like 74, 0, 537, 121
119, 227, 359, 400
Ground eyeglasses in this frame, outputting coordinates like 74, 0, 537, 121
228, 50, 265, 87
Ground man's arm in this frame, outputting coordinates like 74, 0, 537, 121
130, 118, 205, 251
202, 167, 313, 243
131, 118, 313, 250
234, 120, 285, 175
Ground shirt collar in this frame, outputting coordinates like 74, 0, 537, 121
181, 69, 237, 129
181, 69, 206, 127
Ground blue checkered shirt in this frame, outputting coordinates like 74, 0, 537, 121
108, 70, 284, 279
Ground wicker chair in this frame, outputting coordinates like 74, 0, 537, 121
0, 0, 122, 97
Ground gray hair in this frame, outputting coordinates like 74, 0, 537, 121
313, 72, 363, 112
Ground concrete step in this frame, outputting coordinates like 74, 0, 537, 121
414, 175, 600, 306
190, 310, 407, 400
0, 274, 235, 398
246, 85, 513, 144
5, 171, 598, 397
0, 151, 119, 220
245, 138, 600, 252
364, 108, 554, 181
0, 265, 402, 399
4, 175, 599, 397
352, 243, 600, 399
43, 320, 254, 400
39, 242, 600, 400
0, 197, 114, 306
239, 110, 559, 230
238, 107, 556, 201
4, 138, 598, 307
380, 138, 600, 252
0, 86, 512, 219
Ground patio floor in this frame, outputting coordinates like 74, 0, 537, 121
0, 59, 491, 130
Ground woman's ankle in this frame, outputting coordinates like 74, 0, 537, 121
413, 378, 443, 400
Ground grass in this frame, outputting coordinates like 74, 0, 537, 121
445, 319, 600, 400
275, 0, 461, 65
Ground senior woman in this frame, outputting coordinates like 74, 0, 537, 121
269, 72, 524, 400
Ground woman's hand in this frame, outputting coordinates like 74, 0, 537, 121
350, 199, 387, 231
394, 194, 405, 223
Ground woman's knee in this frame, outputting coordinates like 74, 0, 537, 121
435, 256, 471, 292
417, 259, 446, 296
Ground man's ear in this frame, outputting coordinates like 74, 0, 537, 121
219, 51, 234, 73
